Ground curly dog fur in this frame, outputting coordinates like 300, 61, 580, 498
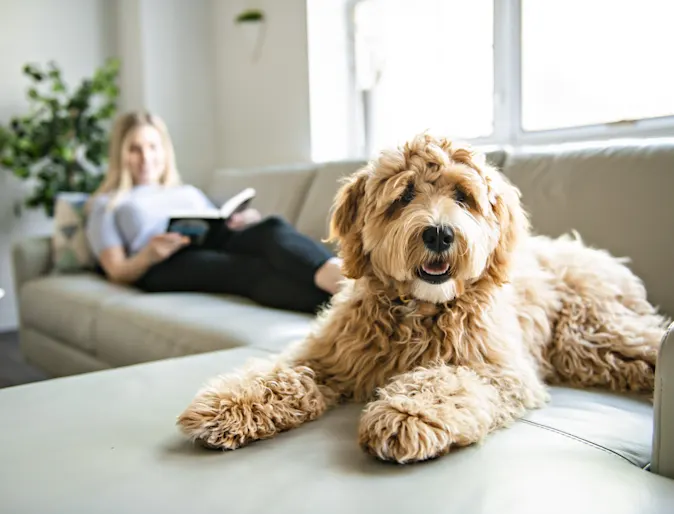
177, 133, 669, 463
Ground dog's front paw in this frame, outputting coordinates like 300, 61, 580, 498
358, 397, 454, 464
177, 385, 276, 450
177, 363, 328, 450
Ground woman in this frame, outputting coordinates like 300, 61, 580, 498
86, 110, 344, 314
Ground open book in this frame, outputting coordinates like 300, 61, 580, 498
166, 187, 256, 245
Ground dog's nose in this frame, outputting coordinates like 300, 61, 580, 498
422, 225, 454, 253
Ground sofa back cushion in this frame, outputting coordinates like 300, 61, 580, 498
502, 138, 674, 317
294, 160, 367, 244
205, 163, 319, 225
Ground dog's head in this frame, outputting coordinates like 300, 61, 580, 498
328, 133, 529, 303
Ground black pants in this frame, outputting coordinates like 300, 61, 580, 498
135, 216, 334, 313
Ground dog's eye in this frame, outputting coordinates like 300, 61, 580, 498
386, 182, 416, 217
454, 187, 468, 205
400, 183, 416, 205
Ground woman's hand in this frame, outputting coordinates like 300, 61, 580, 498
226, 208, 262, 230
142, 233, 191, 265
97, 234, 189, 285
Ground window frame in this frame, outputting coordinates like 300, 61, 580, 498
346, 0, 674, 152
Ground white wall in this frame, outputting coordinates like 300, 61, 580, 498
140, 0, 218, 188
213, 0, 313, 168
0, 0, 117, 331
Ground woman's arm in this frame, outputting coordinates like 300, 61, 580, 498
98, 245, 153, 284
86, 195, 189, 285
98, 233, 190, 285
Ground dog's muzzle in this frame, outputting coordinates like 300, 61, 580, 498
422, 225, 454, 254
417, 225, 453, 285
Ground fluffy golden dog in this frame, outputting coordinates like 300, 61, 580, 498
177, 134, 668, 464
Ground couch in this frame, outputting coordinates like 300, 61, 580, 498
4, 138, 674, 513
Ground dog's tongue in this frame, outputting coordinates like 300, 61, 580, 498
422, 262, 450, 275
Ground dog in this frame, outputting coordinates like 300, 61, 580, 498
177, 133, 668, 464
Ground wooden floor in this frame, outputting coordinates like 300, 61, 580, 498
0, 331, 49, 389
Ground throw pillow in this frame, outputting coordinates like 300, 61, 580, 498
51, 192, 96, 273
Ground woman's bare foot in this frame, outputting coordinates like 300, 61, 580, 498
314, 257, 344, 295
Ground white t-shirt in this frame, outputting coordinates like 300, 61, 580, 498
86, 184, 215, 257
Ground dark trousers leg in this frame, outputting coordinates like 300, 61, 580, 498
222, 216, 334, 287
136, 248, 331, 314
134, 217, 334, 314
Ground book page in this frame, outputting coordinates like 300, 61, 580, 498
218, 187, 256, 219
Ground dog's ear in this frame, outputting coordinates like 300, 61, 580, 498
484, 166, 530, 286
327, 170, 369, 279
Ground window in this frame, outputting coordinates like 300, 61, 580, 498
521, 0, 674, 132
353, 0, 494, 154
308, 0, 674, 161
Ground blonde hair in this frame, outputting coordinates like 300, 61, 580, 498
89, 110, 182, 210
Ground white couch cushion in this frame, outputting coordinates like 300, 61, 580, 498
0, 347, 667, 514
295, 160, 367, 243
206, 163, 318, 225
93, 292, 315, 366
19, 273, 140, 352
20, 273, 316, 366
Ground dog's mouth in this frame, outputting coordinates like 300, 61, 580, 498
417, 260, 451, 284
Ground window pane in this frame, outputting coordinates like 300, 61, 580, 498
354, 0, 493, 153
522, 0, 674, 132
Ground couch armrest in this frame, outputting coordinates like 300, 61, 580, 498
11, 236, 52, 293
651, 321, 674, 478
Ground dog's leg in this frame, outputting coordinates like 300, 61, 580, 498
176, 287, 369, 450
536, 237, 670, 394
547, 293, 667, 394
358, 364, 547, 464
177, 353, 339, 450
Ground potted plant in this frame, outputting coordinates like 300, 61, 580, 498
234, 8, 266, 61
235, 8, 264, 23
0, 57, 120, 217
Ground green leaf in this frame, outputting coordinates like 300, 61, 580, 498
61, 146, 75, 162
4, 58, 119, 214
37, 168, 55, 181
17, 138, 32, 151
23, 63, 44, 81
26, 196, 41, 208
98, 103, 116, 120
235, 9, 264, 22
47, 67, 62, 82
14, 167, 30, 179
